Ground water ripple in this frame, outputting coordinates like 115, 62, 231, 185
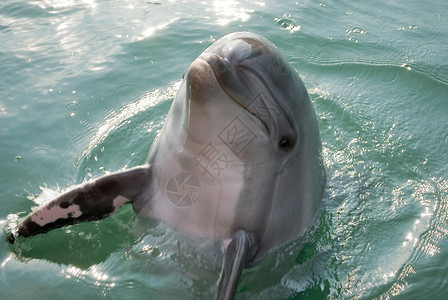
372, 65, 401, 84
64, 100, 81, 117
74, 80, 180, 178
30, 145, 55, 160
108, 78, 148, 104
274, 14, 301, 33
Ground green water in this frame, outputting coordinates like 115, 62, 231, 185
1, 0, 448, 299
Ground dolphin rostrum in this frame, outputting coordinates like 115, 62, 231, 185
7, 32, 325, 299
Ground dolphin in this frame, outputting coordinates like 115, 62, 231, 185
7, 32, 325, 299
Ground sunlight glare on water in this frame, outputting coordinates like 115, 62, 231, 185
211, 0, 260, 26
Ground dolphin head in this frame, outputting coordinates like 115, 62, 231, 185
145, 32, 324, 259
180, 32, 314, 166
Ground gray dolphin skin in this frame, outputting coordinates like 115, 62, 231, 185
7, 32, 325, 299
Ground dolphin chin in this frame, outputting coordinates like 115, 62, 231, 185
8, 32, 325, 300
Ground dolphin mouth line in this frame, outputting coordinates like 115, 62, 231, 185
200, 53, 271, 136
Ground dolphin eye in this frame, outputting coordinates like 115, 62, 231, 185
278, 136, 294, 152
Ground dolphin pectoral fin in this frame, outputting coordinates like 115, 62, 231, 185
217, 230, 253, 300
7, 165, 151, 243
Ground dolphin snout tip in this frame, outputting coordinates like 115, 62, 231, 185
186, 58, 221, 99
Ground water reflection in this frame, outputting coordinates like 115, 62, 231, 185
36, 0, 97, 9
61, 265, 116, 296
376, 177, 448, 298
211, 0, 264, 26
138, 18, 180, 41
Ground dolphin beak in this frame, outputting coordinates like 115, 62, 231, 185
200, 52, 270, 134
201, 53, 251, 106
